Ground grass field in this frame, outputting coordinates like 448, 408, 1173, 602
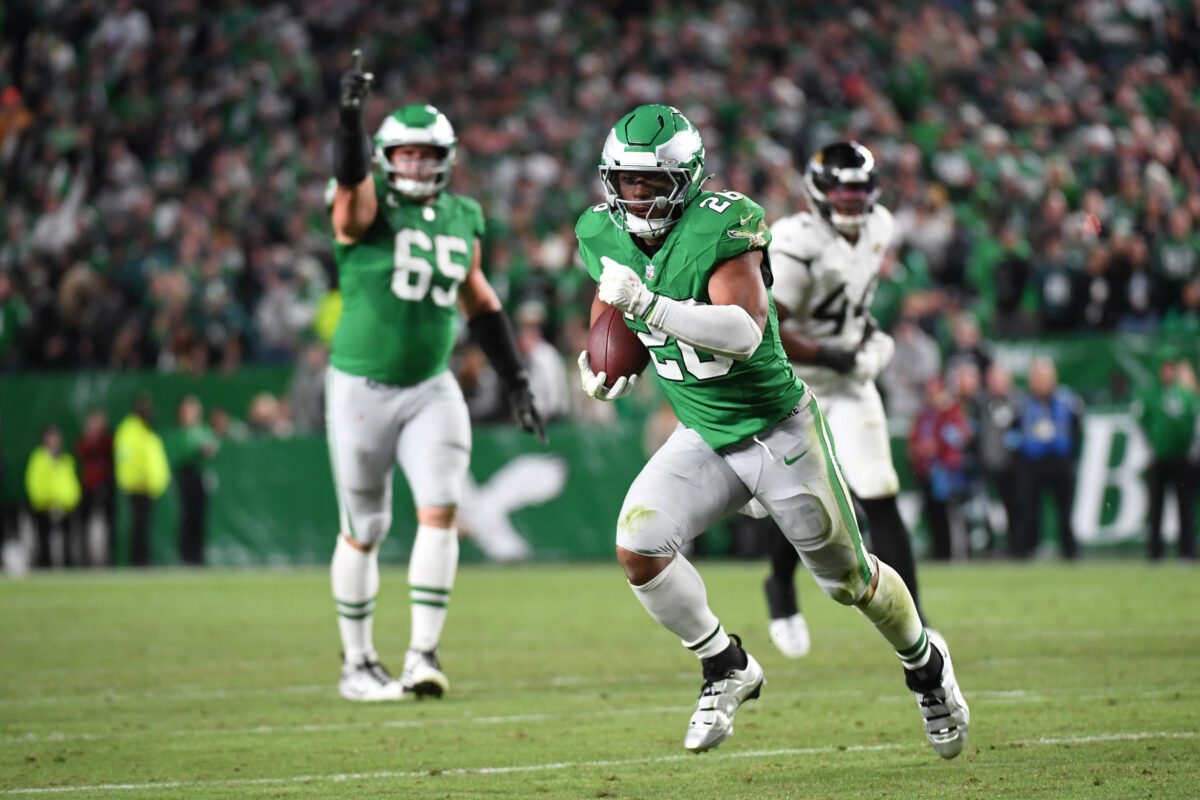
1, 560, 1198, 799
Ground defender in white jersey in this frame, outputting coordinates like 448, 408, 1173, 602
763, 141, 928, 657
327, 52, 544, 702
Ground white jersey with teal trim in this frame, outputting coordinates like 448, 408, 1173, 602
768, 205, 900, 499
769, 205, 894, 353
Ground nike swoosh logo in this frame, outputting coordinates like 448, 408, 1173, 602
784, 449, 808, 465
739, 214, 753, 226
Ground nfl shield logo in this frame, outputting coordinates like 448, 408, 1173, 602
644, 263, 655, 280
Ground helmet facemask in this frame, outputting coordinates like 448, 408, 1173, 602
374, 105, 457, 200
381, 144, 453, 198
598, 105, 705, 238
600, 164, 696, 238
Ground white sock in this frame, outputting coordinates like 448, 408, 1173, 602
630, 555, 731, 659
854, 558, 928, 664
331, 535, 380, 666
408, 525, 458, 652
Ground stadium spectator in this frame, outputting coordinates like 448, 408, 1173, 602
284, 342, 329, 434
1113, 234, 1168, 332
455, 343, 507, 425
977, 363, 1020, 555
1010, 357, 1084, 560
1162, 278, 1200, 334
907, 375, 971, 561
942, 313, 993, 385
877, 307, 942, 427
1156, 207, 1199, 297
75, 408, 115, 565
164, 395, 220, 566
246, 392, 294, 439
324, 57, 543, 704
988, 223, 1039, 338
1032, 234, 1084, 332
947, 359, 990, 556
0, 271, 31, 371
514, 300, 571, 424
113, 393, 170, 567
577, 104, 966, 758
24, 425, 82, 568
208, 406, 250, 442
1131, 356, 1199, 561
1079, 245, 1121, 331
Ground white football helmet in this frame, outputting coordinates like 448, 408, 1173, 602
599, 104, 706, 238
374, 104, 456, 199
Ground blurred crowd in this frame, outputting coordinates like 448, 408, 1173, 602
2, 0, 1199, 378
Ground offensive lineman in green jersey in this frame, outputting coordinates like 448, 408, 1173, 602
576, 105, 968, 756
328, 52, 544, 702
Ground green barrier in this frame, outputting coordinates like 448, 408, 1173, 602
94, 406, 1189, 567
105, 420, 644, 567
0, 366, 293, 504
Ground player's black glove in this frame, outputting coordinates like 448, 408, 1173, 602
339, 49, 374, 132
813, 345, 858, 374
507, 382, 547, 446
334, 49, 374, 187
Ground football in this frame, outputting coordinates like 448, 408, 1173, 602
587, 305, 650, 388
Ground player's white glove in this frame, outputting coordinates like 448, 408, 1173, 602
578, 350, 639, 401
598, 257, 656, 318
852, 329, 895, 383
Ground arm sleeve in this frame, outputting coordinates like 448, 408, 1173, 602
643, 297, 764, 361
333, 126, 371, 187
467, 309, 529, 390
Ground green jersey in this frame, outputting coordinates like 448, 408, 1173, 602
577, 190, 805, 450
1132, 382, 1200, 459
331, 179, 484, 385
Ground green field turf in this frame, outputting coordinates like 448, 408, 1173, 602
1, 561, 1198, 799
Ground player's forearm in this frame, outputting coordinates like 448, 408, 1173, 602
644, 297, 764, 361
331, 179, 376, 241
776, 326, 822, 364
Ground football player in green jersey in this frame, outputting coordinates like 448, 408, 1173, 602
576, 105, 968, 756
327, 51, 544, 702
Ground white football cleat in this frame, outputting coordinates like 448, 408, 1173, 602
401, 648, 450, 698
684, 638, 765, 752
338, 658, 406, 702
906, 635, 970, 759
768, 614, 811, 659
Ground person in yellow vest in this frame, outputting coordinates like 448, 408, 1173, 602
113, 394, 170, 566
24, 425, 82, 568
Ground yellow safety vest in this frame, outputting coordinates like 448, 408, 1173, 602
25, 447, 82, 512
113, 415, 171, 498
